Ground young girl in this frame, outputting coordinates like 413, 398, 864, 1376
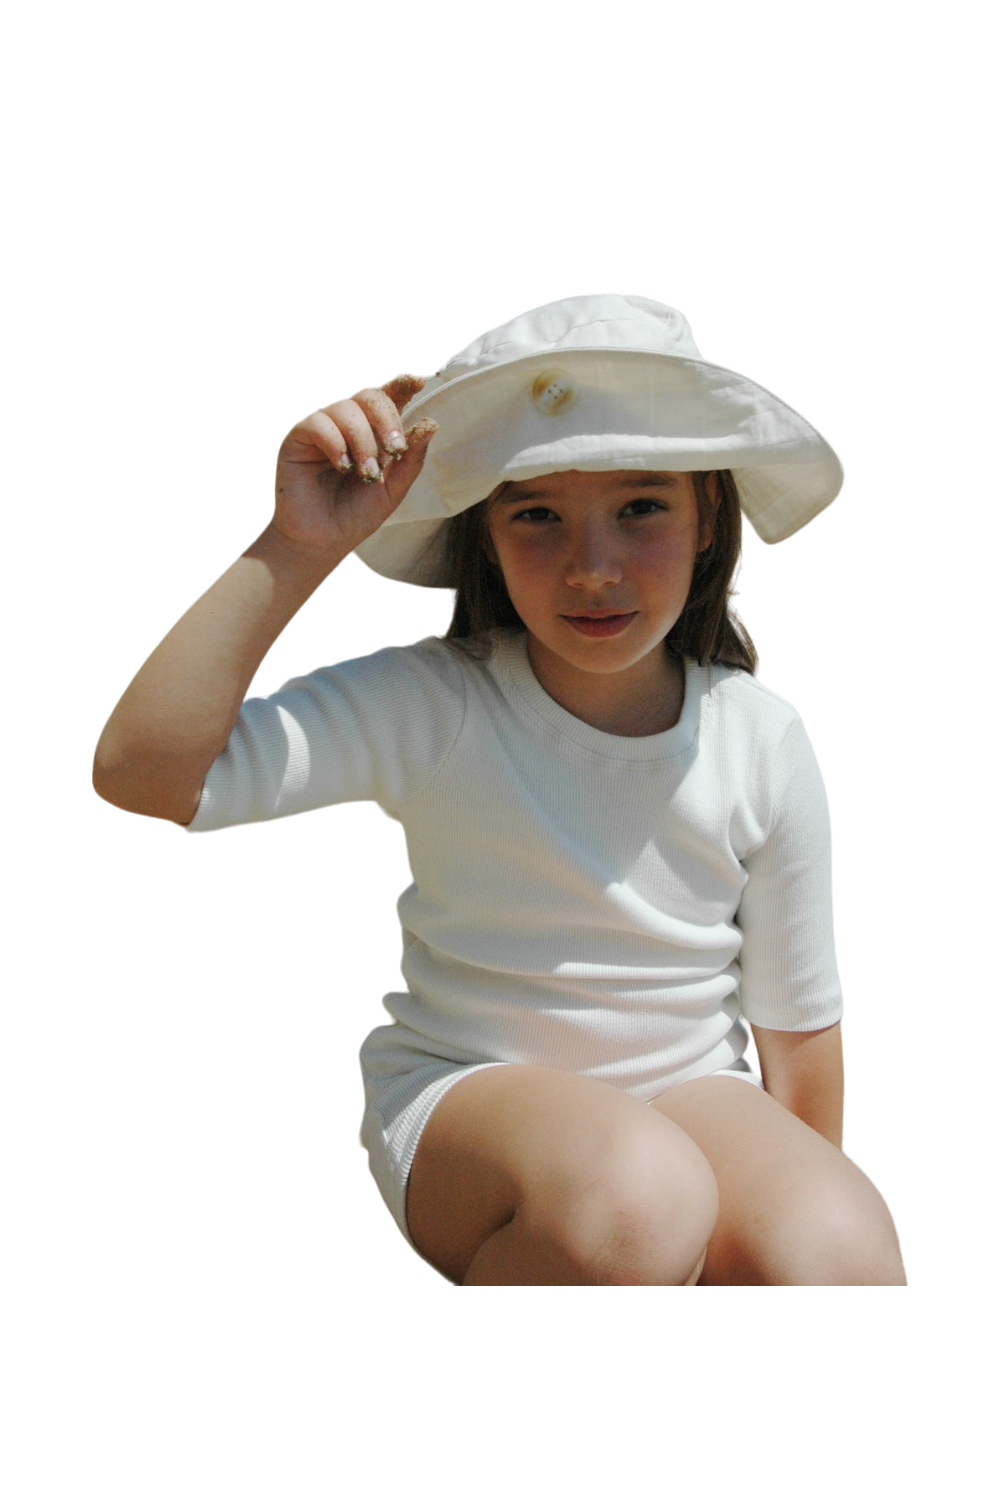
94, 293, 906, 1285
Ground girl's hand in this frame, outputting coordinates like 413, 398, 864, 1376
272, 374, 438, 558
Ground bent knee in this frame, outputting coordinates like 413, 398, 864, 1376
521, 1118, 720, 1285
768, 1173, 907, 1286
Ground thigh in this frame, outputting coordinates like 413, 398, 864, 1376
406, 1064, 718, 1285
649, 1077, 906, 1285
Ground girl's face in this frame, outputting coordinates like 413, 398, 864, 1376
487, 468, 715, 700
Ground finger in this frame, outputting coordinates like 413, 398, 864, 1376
281, 410, 353, 474
351, 385, 415, 466
384, 417, 438, 502
381, 373, 426, 412
323, 397, 384, 481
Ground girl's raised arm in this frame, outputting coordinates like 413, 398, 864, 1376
92, 376, 437, 826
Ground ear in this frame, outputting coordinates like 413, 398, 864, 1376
698, 472, 722, 553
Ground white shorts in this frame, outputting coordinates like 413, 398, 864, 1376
359, 1022, 764, 1249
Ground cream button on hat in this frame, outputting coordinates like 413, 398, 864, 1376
531, 369, 577, 416
354, 293, 843, 587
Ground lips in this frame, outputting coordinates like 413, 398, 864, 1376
562, 611, 638, 638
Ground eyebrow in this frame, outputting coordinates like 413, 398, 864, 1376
500, 473, 681, 503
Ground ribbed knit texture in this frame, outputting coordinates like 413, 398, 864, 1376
189, 628, 842, 1096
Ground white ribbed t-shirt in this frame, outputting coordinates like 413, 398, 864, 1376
188, 629, 842, 1096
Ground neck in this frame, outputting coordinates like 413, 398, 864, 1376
525, 635, 685, 736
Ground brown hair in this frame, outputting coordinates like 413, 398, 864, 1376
442, 469, 758, 674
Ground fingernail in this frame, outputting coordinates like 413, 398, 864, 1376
385, 430, 406, 455
361, 457, 381, 482
338, 455, 353, 473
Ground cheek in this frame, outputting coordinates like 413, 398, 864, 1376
633, 532, 699, 585
491, 534, 555, 596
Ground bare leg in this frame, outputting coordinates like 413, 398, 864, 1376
406, 1065, 719, 1286
649, 1077, 907, 1285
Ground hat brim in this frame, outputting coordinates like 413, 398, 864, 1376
354, 347, 843, 586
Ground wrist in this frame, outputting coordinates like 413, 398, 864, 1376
251, 521, 349, 582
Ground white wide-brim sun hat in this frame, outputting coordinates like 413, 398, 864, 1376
354, 293, 843, 587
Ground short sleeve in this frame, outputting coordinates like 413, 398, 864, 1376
734, 716, 843, 1030
186, 638, 466, 833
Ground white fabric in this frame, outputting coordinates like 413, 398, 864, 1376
353, 294, 844, 584
188, 630, 843, 1099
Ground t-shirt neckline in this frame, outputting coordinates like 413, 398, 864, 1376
490, 629, 704, 762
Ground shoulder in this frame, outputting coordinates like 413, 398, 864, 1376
280, 634, 468, 711
698, 662, 825, 817
702, 662, 804, 742
241, 636, 471, 770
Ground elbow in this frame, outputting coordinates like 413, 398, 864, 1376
92, 739, 201, 825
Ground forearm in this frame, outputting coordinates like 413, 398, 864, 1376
93, 524, 345, 824
752, 1022, 845, 1149
769, 1068, 843, 1151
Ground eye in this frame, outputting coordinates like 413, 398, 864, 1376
621, 499, 667, 517
511, 506, 558, 522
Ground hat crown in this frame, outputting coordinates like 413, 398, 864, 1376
436, 294, 703, 383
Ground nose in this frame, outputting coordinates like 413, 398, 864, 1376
564, 524, 623, 589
